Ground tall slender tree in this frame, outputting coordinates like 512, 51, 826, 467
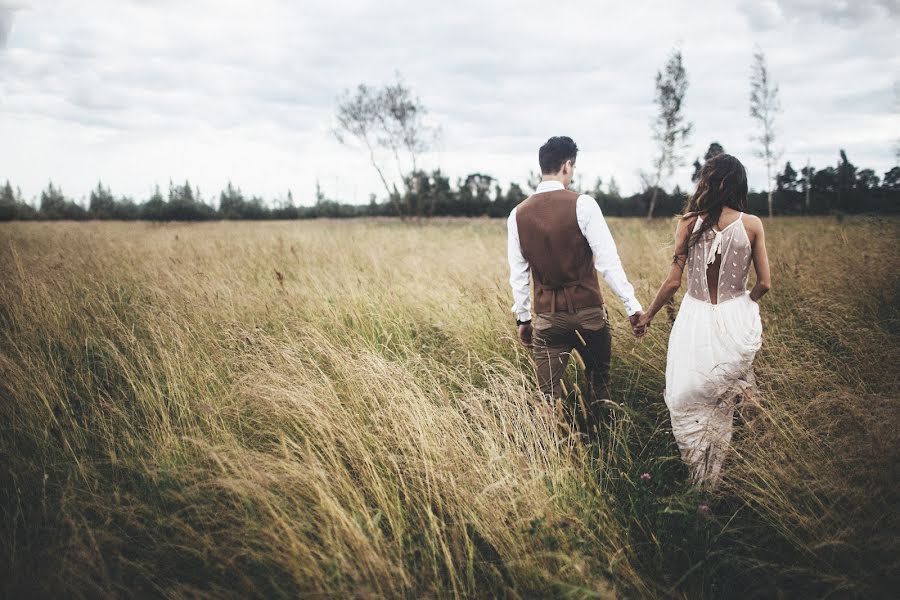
333, 75, 437, 218
647, 48, 692, 219
749, 48, 782, 218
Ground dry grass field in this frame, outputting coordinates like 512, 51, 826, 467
1, 217, 898, 599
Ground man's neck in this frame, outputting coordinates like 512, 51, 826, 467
541, 176, 567, 187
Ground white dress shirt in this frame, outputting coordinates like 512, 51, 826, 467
507, 180, 642, 321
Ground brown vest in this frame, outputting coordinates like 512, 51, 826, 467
515, 189, 604, 314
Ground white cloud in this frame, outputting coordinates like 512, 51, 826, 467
0, 0, 898, 205
739, 0, 899, 29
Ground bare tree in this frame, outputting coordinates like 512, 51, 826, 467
646, 48, 692, 219
334, 75, 437, 218
378, 78, 437, 175
749, 48, 782, 219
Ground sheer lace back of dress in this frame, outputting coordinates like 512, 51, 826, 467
685, 214, 752, 304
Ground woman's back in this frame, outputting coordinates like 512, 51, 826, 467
685, 211, 752, 305
639, 153, 770, 487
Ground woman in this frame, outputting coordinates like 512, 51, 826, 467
637, 154, 771, 487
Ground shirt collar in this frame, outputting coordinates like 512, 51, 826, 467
535, 180, 566, 194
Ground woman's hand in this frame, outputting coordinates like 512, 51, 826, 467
630, 311, 651, 338
637, 312, 653, 333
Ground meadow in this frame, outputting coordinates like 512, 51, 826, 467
1, 217, 897, 599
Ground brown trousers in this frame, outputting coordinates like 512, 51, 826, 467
531, 304, 612, 435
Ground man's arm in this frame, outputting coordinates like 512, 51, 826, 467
507, 207, 532, 322
576, 196, 643, 316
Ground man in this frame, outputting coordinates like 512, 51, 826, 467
507, 136, 645, 435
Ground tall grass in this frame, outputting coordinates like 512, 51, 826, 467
1, 217, 897, 598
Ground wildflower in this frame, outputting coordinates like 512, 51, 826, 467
640, 472, 651, 482
697, 503, 710, 515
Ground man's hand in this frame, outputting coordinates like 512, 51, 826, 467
517, 322, 533, 348
629, 311, 649, 338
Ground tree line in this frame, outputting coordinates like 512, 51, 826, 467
1, 148, 897, 222
327, 51, 898, 222
4, 50, 897, 223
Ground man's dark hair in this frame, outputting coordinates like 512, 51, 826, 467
539, 136, 578, 174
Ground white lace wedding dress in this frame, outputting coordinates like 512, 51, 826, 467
665, 213, 762, 486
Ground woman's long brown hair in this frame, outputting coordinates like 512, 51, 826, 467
681, 153, 749, 248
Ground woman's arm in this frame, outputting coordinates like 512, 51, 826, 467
747, 215, 771, 302
638, 217, 694, 329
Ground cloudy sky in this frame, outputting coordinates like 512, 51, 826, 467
1, 0, 898, 206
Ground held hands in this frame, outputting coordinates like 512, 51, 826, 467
518, 312, 649, 345
629, 310, 652, 338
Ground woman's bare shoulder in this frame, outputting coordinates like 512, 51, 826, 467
741, 213, 764, 243
742, 213, 763, 231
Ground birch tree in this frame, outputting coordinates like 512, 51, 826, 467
646, 48, 692, 219
334, 75, 437, 218
749, 49, 782, 218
